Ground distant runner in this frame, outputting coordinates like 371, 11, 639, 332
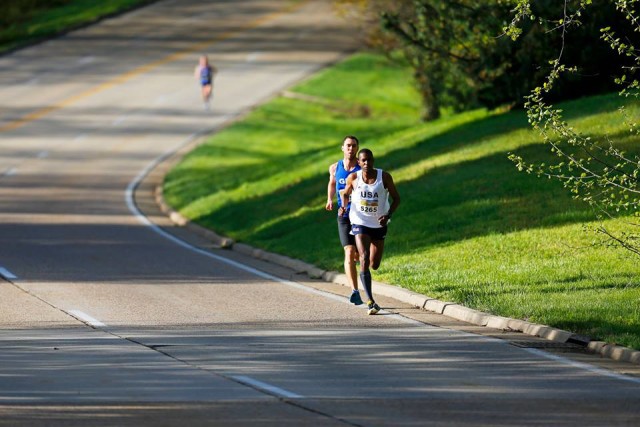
339, 148, 400, 315
194, 55, 217, 110
326, 136, 362, 305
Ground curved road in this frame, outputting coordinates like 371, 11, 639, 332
0, 1, 639, 425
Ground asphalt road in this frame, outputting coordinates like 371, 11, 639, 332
0, 1, 639, 425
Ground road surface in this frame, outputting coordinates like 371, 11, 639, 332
0, 0, 639, 425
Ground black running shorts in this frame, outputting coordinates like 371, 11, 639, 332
350, 223, 387, 241
337, 215, 356, 247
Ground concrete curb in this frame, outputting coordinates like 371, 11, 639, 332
154, 185, 234, 249
145, 144, 640, 366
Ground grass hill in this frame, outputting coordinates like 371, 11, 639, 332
0, 0, 153, 54
163, 52, 640, 351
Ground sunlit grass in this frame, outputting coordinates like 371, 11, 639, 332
0, 0, 153, 53
164, 52, 640, 350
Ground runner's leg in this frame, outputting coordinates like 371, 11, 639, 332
203, 84, 212, 101
355, 234, 373, 302
344, 244, 358, 291
370, 239, 385, 271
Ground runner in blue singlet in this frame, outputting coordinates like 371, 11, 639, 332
326, 136, 363, 305
194, 55, 217, 110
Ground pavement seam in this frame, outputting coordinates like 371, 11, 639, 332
0, 276, 101, 330
109, 334, 364, 426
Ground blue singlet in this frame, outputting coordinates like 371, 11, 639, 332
335, 159, 361, 212
200, 66, 212, 85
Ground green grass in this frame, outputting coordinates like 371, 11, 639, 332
0, 0, 155, 54
164, 52, 640, 351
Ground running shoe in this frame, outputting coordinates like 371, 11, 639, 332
367, 302, 380, 315
350, 290, 363, 305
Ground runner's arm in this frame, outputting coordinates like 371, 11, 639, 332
326, 163, 337, 211
380, 171, 400, 225
338, 173, 355, 216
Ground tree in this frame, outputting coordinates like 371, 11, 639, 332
507, 0, 640, 256
380, 0, 512, 120
335, 0, 631, 121
334, 0, 514, 120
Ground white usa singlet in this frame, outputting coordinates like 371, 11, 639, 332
349, 169, 389, 228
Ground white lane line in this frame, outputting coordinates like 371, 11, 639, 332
67, 310, 107, 328
77, 55, 96, 66
123, 135, 438, 328
74, 134, 88, 142
3, 167, 17, 177
246, 52, 262, 62
231, 375, 303, 399
523, 348, 640, 385
0, 267, 17, 280
112, 116, 127, 126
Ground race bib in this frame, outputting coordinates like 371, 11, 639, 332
358, 199, 378, 215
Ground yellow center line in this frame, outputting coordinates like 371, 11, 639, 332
0, 1, 307, 134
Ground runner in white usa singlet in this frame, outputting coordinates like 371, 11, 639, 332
338, 148, 401, 315
349, 169, 389, 229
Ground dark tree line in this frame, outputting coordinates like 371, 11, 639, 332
337, 0, 638, 121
